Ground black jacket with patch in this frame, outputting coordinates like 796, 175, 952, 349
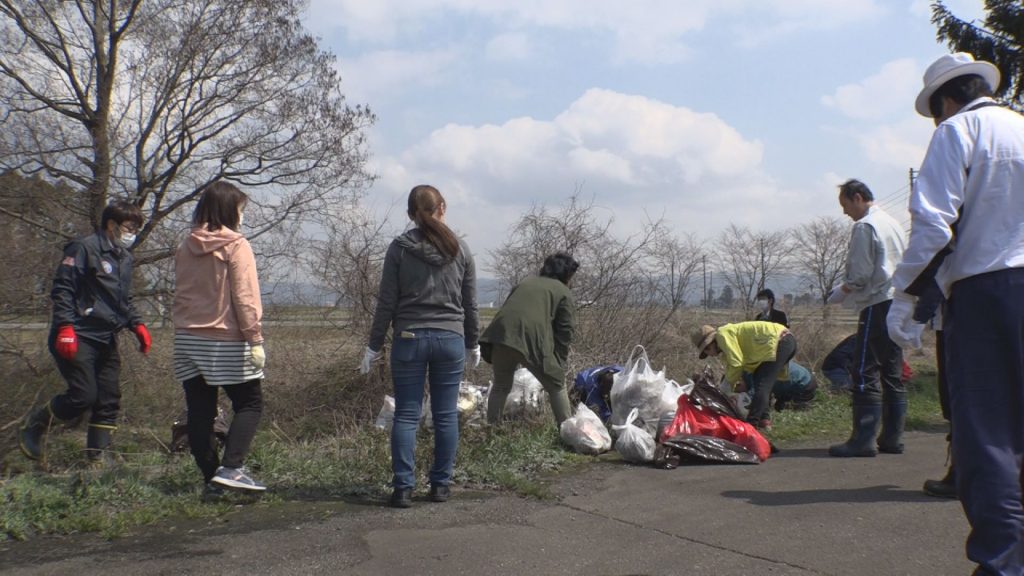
51, 231, 142, 344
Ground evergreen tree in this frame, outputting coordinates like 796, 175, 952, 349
932, 0, 1024, 108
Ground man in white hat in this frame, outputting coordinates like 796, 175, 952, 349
888, 52, 1024, 574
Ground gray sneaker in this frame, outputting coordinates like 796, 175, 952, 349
211, 466, 266, 491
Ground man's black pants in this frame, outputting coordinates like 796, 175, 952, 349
850, 299, 904, 406
946, 268, 1024, 572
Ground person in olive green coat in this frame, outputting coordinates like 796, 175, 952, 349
480, 252, 579, 426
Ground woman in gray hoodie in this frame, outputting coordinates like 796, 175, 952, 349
361, 184, 479, 508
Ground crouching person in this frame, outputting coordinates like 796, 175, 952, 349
173, 182, 267, 494
20, 201, 151, 463
480, 252, 579, 427
740, 360, 818, 412
691, 321, 797, 432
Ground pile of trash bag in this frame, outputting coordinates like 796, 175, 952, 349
608, 345, 686, 437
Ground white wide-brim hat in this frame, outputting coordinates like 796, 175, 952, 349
915, 52, 1000, 117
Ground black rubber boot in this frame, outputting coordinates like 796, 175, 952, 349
828, 404, 881, 457
877, 397, 907, 454
18, 404, 54, 460
86, 425, 114, 462
923, 464, 957, 499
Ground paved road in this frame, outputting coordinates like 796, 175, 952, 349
0, 431, 971, 575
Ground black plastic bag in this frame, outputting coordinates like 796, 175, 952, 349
690, 366, 744, 420
658, 433, 761, 465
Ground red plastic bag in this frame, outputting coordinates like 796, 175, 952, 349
661, 393, 772, 462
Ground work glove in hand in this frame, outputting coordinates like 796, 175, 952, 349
359, 347, 383, 375
466, 345, 481, 369
250, 343, 266, 370
826, 285, 848, 305
886, 295, 924, 350
132, 324, 152, 354
54, 325, 78, 360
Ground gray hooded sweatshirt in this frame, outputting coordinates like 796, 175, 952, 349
368, 228, 479, 351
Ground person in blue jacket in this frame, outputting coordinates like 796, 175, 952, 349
19, 200, 151, 462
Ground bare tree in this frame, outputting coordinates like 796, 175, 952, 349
714, 224, 791, 311
0, 0, 374, 273
790, 216, 850, 305
307, 205, 393, 337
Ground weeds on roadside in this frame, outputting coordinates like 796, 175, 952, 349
0, 413, 586, 541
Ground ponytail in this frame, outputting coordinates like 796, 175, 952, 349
407, 185, 459, 258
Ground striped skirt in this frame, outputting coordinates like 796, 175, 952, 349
174, 333, 264, 386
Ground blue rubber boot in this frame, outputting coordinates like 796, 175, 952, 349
829, 404, 881, 457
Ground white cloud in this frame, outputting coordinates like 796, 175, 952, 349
821, 58, 935, 172
485, 33, 533, 61
822, 58, 920, 120
336, 49, 459, 104
365, 88, 804, 263
856, 118, 933, 169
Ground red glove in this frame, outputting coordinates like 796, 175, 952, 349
54, 325, 78, 360
132, 324, 151, 355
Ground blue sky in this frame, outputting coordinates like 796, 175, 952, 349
302, 0, 986, 271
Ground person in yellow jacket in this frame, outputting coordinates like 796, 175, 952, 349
691, 321, 797, 431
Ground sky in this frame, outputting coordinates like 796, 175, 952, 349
301, 0, 987, 274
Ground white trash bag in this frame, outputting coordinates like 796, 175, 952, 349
609, 345, 682, 437
611, 407, 656, 463
374, 395, 395, 430
560, 403, 612, 455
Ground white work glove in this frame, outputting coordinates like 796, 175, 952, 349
826, 285, 848, 305
359, 347, 383, 375
886, 295, 924, 350
250, 343, 266, 370
466, 345, 481, 369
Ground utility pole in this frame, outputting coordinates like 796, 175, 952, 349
758, 237, 766, 293
702, 254, 707, 310
909, 167, 917, 188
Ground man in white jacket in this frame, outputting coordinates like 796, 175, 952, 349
888, 52, 1024, 575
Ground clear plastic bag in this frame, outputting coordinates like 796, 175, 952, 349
374, 395, 395, 430
560, 403, 612, 455
496, 367, 547, 418
611, 407, 656, 463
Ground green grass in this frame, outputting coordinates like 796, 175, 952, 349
765, 360, 945, 444
0, 414, 588, 541
1, 363, 944, 543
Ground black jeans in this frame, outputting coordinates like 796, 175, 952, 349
747, 333, 797, 423
850, 299, 904, 405
50, 337, 121, 426
183, 377, 263, 483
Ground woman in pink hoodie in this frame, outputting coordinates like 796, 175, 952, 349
173, 181, 266, 494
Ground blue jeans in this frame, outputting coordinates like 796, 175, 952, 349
390, 328, 465, 490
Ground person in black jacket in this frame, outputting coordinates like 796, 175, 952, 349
754, 288, 789, 328
19, 200, 152, 463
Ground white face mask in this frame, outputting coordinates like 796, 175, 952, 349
757, 299, 770, 313
118, 232, 136, 249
